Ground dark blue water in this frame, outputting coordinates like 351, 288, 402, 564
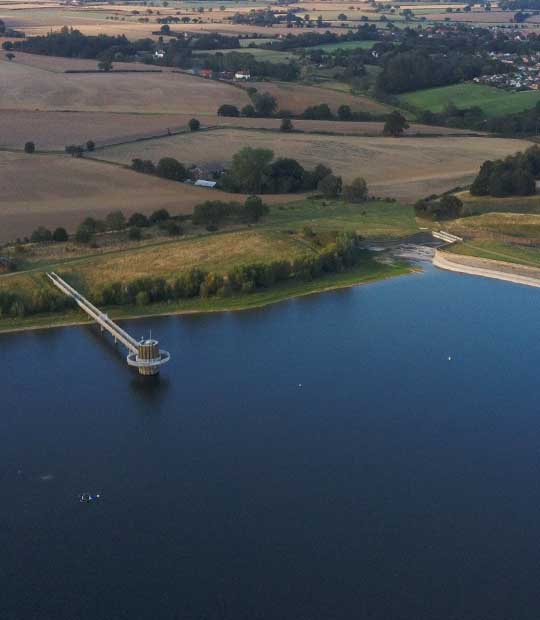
2, 266, 540, 620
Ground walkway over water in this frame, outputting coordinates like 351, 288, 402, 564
47, 272, 170, 375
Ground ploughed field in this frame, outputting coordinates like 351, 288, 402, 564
0, 152, 296, 243
96, 129, 532, 202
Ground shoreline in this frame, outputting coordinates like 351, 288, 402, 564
432, 249, 540, 288
0, 263, 417, 336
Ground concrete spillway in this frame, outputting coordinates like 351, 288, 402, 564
47, 272, 170, 375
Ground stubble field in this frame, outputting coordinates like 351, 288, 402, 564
0, 152, 298, 243
95, 129, 531, 201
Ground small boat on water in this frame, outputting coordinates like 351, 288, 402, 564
80, 493, 101, 503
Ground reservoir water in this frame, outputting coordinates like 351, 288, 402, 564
2, 265, 540, 620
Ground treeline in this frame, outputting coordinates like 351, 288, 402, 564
192, 196, 269, 228
470, 146, 540, 197
0, 18, 24, 38
376, 49, 506, 95
499, 0, 540, 9
202, 50, 299, 81
263, 24, 380, 51
9, 27, 151, 59
0, 287, 75, 319
93, 232, 366, 306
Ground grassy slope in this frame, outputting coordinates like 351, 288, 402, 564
308, 40, 377, 52
445, 240, 540, 267
398, 82, 540, 117
0, 199, 418, 331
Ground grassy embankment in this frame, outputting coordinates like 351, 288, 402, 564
437, 195, 540, 267
398, 82, 540, 117
0, 199, 418, 333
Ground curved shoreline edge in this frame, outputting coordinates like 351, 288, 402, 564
433, 250, 540, 288
0, 263, 417, 336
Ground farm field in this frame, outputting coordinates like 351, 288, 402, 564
445, 213, 540, 243
248, 80, 393, 114
399, 82, 540, 117
96, 129, 531, 202
194, 47, 298, 63
457, 191, 540, 216
0, 56, 250, 112
0, 152, 298, 243
0, 109, 476, 151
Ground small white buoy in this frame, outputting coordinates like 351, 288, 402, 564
298, 383, 302, 388
448, 356, 452, 361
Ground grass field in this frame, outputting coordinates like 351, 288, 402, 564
247, 80, 393, 115
96, 129, 531, 201
0, 190, 419, 333
457, 191, 540, 216
0, 152, 297, 243
194, 47, 297, 63
445, 212, 540, 242
398, 82, 540, 117
445, 240, 540, 267
0, 198, 416, 331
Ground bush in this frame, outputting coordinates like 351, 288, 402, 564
317, 174, 342, 198
128, 227, 142, 240
65, 144, 84, 157
30, 226, 52, 243
217, 104, 240, 117
52, 227, 68, 242
24, 141, 35, 154
244, 195, 269, 222
280, 118, 294, 132
241, 104, 256, 117
105, 210, 126, 231
189, 118, 200, 131
156, 158, 187, 182
160, 220, 183, 236
86, 140, 95, 151
343, 177, 368, 203
131, 158, 155, 174
75, 227, 92, 244
149, 208, 171, 225
128, 212, 150, 227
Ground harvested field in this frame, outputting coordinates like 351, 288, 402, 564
248, 81, 393, 115
0, 152, 298, 243
0, 111, 480, 150
96, 129, 531, 202
0, 57, 250, 113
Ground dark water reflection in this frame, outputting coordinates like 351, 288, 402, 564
1, 266, 540, 620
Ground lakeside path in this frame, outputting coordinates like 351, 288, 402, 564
433, 249, 540, 288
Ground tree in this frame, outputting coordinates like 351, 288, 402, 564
52, 227, 68, 242
338, 13, 348, 20
344, 177, 368, 203
5, 52, 14, 61
383, 111, 409, 136
156, 157, 187, 181
217, 104, 240, 117
105, 210, 126, 231
318, 174, 342, 198
253, 92, 277, 117
228, 147, 274, 193
65, 144, 84, 157
280, 118, 294, 132
128, 212, 150, 227
337, 104, 353, 121
30, 227, 52, 243
189, 118, 200, 131
97, 59, 113, 72
86, 140, 95, 151
432, 195, 463, 219
149, 208, 170, 224
241, 104, 256, 117
160, 24, 171, 34
244, 195, 269, 222
24, 141, 35, 154
160, 220, 183, 235
75, 226, 93, 244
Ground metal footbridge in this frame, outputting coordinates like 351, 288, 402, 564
47, 272, 170, 375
